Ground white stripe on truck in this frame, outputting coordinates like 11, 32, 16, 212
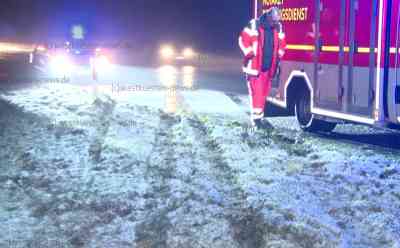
312, 108, 376, 125
375, 0, 384, 121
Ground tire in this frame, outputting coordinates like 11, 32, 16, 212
295, 89, 337, 132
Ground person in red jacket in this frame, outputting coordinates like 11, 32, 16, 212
239, 7, 286, 129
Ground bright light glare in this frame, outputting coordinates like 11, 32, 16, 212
36, 45, 46, 52
50, 54, 73, 75
0, 42, 32, 53
93, 55, 111, 71
160, 46, 175, 59
158, 65, 177, 87
159, 65, 177, 74
182, 66, 195, 89
182, 66, 195, 74
183, 48, 195, 58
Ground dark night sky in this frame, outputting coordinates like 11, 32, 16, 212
0, 0, 251, 55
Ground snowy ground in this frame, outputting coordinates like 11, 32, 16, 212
1, 83, 400, 248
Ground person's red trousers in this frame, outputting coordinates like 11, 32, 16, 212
247, 71, 272, 121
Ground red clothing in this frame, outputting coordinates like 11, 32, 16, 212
247, 71, 272, 120
239, 19, 286, 121
239, 19, 286, 77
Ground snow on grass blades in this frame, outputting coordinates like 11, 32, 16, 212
1, 83, 400, 247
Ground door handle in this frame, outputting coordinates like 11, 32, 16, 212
353, 40, 359, 53
317, 39, 323, 52
338, 86, 344, 99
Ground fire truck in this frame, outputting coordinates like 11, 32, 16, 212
252, 0, 400, 131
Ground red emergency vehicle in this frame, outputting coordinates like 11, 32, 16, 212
252, 0, 400, 131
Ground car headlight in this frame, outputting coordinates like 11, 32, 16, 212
160, 46, 175, 59
182, 48, 195, 59
50, 54, 73, 75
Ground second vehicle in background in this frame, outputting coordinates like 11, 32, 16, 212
47, 41, 112, 79
159, 45, 197, 65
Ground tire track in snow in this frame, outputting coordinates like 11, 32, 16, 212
185, 115, 269, 248
190, 113, 342, 248
172, 91, 274, 247
87, 95, 116, 163
134, 108, 260, 247
134, 113, 182, 247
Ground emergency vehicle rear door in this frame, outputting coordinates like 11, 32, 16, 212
346, 0, 377, 117
315, 0, 376, 117
314, 0, 344, 111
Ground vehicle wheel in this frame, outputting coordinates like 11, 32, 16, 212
295, 89, 337, 132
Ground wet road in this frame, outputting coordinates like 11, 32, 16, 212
68, 56, 248, 95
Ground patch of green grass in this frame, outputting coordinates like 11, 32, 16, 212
280, 143, 312, 157
227, 120, 243, 128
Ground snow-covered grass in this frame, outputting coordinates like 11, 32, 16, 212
193, 110, 400, 248
0, 84, 399, 247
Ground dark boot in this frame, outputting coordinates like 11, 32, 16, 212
253, 118, 274, 130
